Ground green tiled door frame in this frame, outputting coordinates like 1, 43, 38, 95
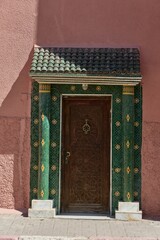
30, 82, 142, 215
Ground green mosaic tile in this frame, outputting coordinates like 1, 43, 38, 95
134, 85, 142, 204
30, 81, 39, 202
30, 83, 142, 215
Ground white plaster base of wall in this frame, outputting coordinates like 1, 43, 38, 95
115, 202, 142, 221
28, 200, 56, 218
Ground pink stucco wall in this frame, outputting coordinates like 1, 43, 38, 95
0, 0, 38, 210
0, 0, 160, 217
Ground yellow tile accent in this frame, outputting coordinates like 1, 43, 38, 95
71, 85, 76, 91
134, 121, 139, 127
134, 144, 139, 150
135, 98, 139, 104
116, 121, 121, 127
33, 188, 38, 193
34, 119, 39, 125
115, 98, 121, 103
134, 168, 139, 173
115, 168, 121, 173
41, 114, 45, 121
51, 142, 57, 148
40, 190, 44, 198
126, 140, 130, 149
33, 95, 39, 101
52, 119, 57, 125
52, 96, 57, 101
127, 192, 131, 200
126, 114, 130, 122
115, 144, 120, 150
33, 165, 38, 171
134, 191, 138, 197
41, 164, 45, 172
51, 189, 56, 195
33, 142, 39, 147
41, 139, 45, 146
115, 191, 120, 197
96, 86, 101, 91
51, 165, 57, 171
126, 167, 131, 174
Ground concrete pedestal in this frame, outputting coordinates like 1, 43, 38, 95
115, 202, 142, 220
28, 200, 56, 218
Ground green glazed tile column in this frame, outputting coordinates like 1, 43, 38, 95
38, 84, 51, 200
122, 86, 134, 202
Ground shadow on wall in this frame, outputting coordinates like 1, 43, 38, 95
0, 50, 33, 211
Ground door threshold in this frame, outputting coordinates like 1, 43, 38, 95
55, 213, 113, 220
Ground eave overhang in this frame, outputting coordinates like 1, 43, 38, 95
30, 47, 142, 86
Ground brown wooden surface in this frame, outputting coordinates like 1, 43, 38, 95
61, 96, 111, 214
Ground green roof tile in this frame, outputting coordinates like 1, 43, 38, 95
30, 47, 141, 77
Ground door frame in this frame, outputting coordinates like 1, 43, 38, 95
59, 94, 113, 215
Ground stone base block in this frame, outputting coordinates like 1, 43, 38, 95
28, 209, 56, 218
115, 202, 142, 221
115, 210, 142, 221
118, 201, 140, 212
28, 200, 56, 218
31, 200, 53, 210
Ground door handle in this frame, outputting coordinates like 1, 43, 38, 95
65, 151, 71, 164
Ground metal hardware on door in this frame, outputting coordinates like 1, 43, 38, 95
65, 151, 71, 164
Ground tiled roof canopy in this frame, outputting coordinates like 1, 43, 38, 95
30, 47, 141, 77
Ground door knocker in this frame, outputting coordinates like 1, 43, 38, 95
82, 119, 91, 135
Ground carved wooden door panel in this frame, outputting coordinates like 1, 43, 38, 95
61, 96, 111, 214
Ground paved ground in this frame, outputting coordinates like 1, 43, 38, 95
0, 213, 160, 240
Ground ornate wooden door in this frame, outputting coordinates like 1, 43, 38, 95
61, 96, 111, 214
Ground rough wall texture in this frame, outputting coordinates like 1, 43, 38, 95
0, 0, 160, 216
142, 122, 160, 217
0, 0, 38, 210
